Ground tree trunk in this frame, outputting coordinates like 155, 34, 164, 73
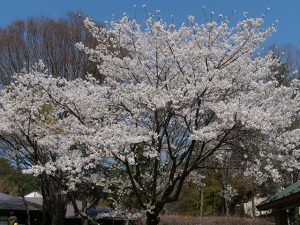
251, 197, 255, 217
224, 197, 229, 216
212, 192, 216, 215
199, 187, 203, 217
16, 154, 31, 225
146, 212, 160, 225
21, 194, 31, 225
41, 175, 67, 225
82, 200, 88, 225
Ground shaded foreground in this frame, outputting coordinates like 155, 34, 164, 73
152, 215, 274, 225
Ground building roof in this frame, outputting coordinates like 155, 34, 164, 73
0, 193, 42, 211
24, 193, 112, 219
24, 196, 87, 218
25, 192, 42, 198
0, 192, 13, 201
257, 180, 300, 211
1, 192, 115, 220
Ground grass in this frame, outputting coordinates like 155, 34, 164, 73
142, 215, 275, 225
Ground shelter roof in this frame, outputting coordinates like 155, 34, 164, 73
0, 192, 42, 211
257, 180, 300, 210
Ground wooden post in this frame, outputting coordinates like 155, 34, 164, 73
251, 197, 255, 217
200, 187, 203, 217
274, 209, 288, 225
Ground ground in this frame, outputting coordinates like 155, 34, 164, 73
140, 215, 274, 225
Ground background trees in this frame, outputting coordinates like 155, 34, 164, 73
0, 12, 101, 85
0, 158, 37, 195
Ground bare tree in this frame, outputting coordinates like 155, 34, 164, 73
0, 12, 101, 85
269, 44, 300, 80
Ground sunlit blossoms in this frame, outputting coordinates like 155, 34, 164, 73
1, 14, 300, 225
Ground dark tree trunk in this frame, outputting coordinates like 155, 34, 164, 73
82, 200, 88, 225
146, 212, 160, 225
16, 154, 31, 225
41, 175, 67, 225
21, 194, 31, 225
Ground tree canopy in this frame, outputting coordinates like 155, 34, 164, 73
1, 14, 300, 225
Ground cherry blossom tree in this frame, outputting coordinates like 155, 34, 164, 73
0, 63, 72, 225
75, 15, 300, 224
1, 14, 300, 225
0, 62, 135, 224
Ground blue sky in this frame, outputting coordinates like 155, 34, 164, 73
0, 0, 299, 47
